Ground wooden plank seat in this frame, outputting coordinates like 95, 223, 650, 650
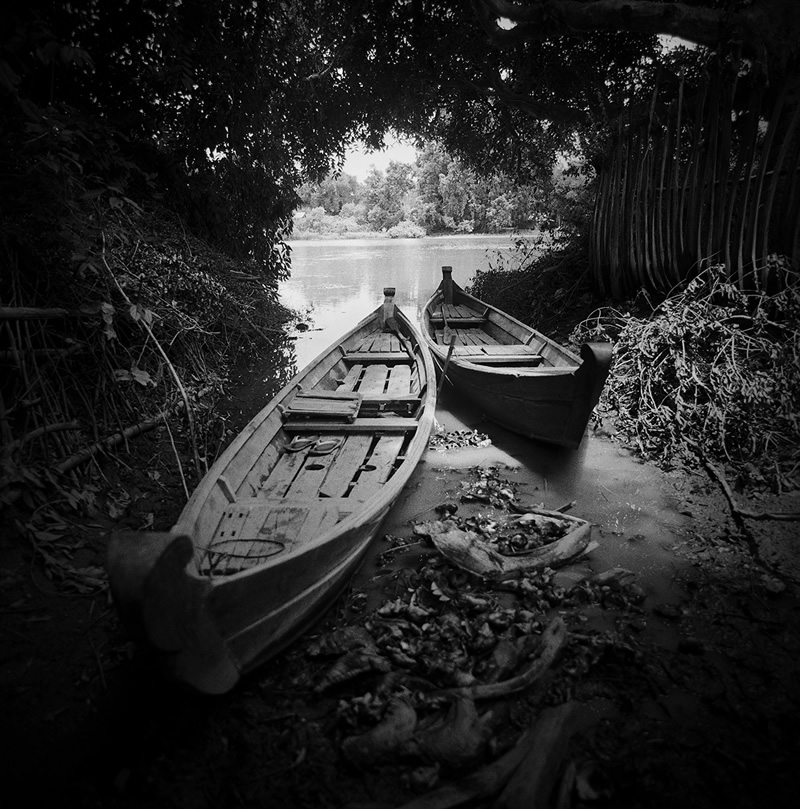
451, 343, 544, 366
359, 397, 420, 417
336, 361, 413, 397
436, 303, 484, 319
435, 329, 498, 346
355, 332, 401, 353
344, 351, 413, 364
282, 391, 362, 421
453, 344, 539, 355
284, 416, 419, 433
429, 315, 487, 326
462, 354, 544, 366
358, 392, 419, 403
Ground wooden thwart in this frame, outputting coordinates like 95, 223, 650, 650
430, 315, 487, 326
282, 391, 362, 421
284, 416, 418, 433
345, 352, 412, 364
464, 354, 544, 366
106, 287, 438, 695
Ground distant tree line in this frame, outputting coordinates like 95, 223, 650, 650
294, 143, 590, 239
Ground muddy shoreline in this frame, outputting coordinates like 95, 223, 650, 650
3, 382, 799, 809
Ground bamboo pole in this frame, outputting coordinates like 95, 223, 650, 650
761, 86, 800, 279
735, 69, 765, 289
748, 82, 786, 285
714, 58, 736, 278
0, 307, 77, 321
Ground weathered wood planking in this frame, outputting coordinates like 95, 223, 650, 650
318, 434, 372, 497
345, 352, 410, 363
284, 417, 418, 433
237, 442, 282, 499
107, 290, 438, 694
257, 441, 316, 497
215, 415, 280, 497
284, 445, 341, 498
338, 364, 363, 391
202, 502, 339, 574
283, 392, 362, 420
359, 364, 390, 394
466, 354, 545, 365
348, 435, 405, 500
385, 364, 411, 394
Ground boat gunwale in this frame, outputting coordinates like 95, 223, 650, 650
173, 304, 436, 580
422, 283, 583, 371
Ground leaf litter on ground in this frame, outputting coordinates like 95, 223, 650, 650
293, 466, 653, 804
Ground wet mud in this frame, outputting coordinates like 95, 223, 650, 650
4, 362, 799, 809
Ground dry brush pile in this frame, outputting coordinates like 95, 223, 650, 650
572, 265, 800, 493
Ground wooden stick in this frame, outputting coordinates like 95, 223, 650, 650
703, 457, 800, 522
17, 420, 81, 448
163, 415, 190, 500
436, 335, 457, 397
102, 256, 202, 478
441, 305, 453, 345
0, 306, 81, 321
438, 616, 567, 700
395, 701, 577, 809
395, 728, 536, 809
495, 703, 580, 809
52, 385, 212, 475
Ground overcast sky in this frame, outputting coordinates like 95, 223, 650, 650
342, 135, 417, 180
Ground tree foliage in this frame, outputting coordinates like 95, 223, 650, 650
292, 142, 581, 238
3, 1, 798, 270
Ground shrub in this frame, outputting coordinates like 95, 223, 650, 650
387, 221, 426, 239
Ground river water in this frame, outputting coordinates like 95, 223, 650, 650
223, 232, 690, 640
281, 234, 517, 369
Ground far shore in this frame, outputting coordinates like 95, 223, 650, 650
287, 229, 541, 243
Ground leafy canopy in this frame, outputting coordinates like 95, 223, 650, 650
4, 1, 797, 271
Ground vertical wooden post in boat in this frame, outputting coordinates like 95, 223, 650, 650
441, 266, 453, 304
436, 334, 457, 396
441, 306, 453, 345
381, 287, 397, 331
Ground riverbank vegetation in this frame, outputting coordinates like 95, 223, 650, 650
1, 0, 796, 600
292, 143, 587, 239
3, 2, 800, 808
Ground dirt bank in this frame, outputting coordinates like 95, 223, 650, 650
2, 385, 799, 809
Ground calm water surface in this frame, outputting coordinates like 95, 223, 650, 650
224, 235, 517, 433
281, 234, 518, 369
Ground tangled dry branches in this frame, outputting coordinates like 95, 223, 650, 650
572, 266, 800, 492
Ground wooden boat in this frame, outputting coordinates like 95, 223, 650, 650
108, 288, 436, 694
422, 267, 612, 449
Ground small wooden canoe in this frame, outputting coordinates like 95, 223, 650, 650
422, 267, 612, 449
108, 288, 436, 694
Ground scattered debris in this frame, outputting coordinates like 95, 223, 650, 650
414, 511, 592, 580
429, 429, 492, 452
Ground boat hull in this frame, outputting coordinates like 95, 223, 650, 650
431, 341, 610, 449
423, 267, 611, 449
108, 292, 436, 693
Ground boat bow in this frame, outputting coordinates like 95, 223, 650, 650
108, 530, 240, 694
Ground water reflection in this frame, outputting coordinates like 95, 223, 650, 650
283, 235, 516, 369
225, 234, 515, 433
